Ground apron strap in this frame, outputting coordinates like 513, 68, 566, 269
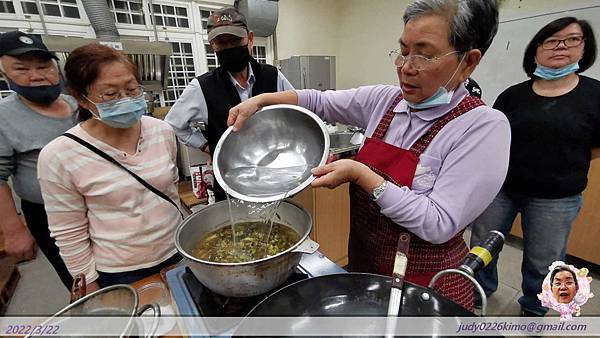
372, 93, 404, 139
410, 95, 485, 156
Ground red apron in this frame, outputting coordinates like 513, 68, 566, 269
348, 93, 484, 311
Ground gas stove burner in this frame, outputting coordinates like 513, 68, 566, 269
181, 267, 309, 317
166, 252, 346, 336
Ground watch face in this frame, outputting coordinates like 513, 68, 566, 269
373, 181, 386, 200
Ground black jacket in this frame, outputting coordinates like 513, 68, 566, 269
197, 57, 279, 201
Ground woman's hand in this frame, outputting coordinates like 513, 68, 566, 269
86, 281, 101, 293
227, 91, 299, 132
311, 159, 384, 192
228, 96, 262, 132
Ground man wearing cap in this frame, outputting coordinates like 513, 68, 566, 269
0, 31, 76, 288
165, 7, 293, 201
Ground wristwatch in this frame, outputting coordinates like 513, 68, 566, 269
372, 181, 387, 200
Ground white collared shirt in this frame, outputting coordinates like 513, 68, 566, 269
165, 62, 294, 148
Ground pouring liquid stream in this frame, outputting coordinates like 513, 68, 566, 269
224, 164, 300, 260
260, 190, 291, 257
245, 160, 313, 255
224, 190, 293, 261
225, 189, 240, 257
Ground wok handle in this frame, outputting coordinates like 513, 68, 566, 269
388, 233, 410, 316
136, 303, 161, 338
460, 230, 505, 276
291, 237, 319, 254
426, 231, 504, 316
70, 273, 86, 303
385, 233, 410, 338
428, 269, 488, 316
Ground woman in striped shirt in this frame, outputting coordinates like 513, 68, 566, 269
37, 44, 181, 292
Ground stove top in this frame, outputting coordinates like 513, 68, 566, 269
166, 251, 345, 337
181, 267, 308, 317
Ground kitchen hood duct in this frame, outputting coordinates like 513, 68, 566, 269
42, 36, 172, 94
236, 0, 278, 37
45, 0, 171, 95
81, 0, 120, 41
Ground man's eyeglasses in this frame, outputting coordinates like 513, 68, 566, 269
94, 85, 144, 103
388, 50, 460, 71
541, 36, 585, 50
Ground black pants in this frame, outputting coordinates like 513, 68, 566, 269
97, 253, 182, 287
214, 181, 226, 202
21, 200, 73, 289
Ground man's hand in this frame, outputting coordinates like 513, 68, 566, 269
199, 143, 212, 165
199, 143, 210, 154
5, 223, 37, 261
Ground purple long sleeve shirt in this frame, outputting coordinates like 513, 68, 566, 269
297, 85, 511, 244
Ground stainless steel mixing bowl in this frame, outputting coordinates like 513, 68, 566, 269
213, 104, 329, 203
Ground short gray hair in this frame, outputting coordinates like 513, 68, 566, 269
403, 0, 499, 56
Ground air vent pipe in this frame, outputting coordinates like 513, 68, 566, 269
81, 0, 120, 41
236, 0, 279, 37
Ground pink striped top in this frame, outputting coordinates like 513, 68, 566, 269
37, 116, 181, 283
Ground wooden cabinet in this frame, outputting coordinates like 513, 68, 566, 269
290, 183, 351, 266
511, 159, 600, 264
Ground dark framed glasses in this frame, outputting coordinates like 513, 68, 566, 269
540, 36, 585, 50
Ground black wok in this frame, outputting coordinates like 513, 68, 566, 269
236, 231, 506, 337
234, 273, 501, 338
246, 272, 473, 317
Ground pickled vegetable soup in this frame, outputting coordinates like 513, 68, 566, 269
192, 221, 301, 263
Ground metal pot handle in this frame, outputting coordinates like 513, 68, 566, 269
136, 303, 161, 338
70, 273, 86, 303
427, 269, 488, 316
291, 237, 319, 254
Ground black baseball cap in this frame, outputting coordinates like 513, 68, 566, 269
0, 31, 58, 59
207, 7, 248, 42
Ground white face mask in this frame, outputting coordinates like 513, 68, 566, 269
404, 53, 466, 110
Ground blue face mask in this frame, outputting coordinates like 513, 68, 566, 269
405, 86, 455, 110
87, 94, 146, 128
534, 61, 580, 80
404, 54, 466, 110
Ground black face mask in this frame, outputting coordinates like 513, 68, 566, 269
7, 77, 64, 105
216, 45, 250, 73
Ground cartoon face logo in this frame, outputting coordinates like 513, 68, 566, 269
19, 36, 34, 45
551, 268, 578, 304
538, 261, 594, 321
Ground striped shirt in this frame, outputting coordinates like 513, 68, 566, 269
37, 116, 181, 283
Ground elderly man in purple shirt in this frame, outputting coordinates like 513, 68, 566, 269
228, 0, 509, 311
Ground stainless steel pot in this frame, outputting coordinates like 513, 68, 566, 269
175, 200, 319, 297
26, 284, 160, 338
